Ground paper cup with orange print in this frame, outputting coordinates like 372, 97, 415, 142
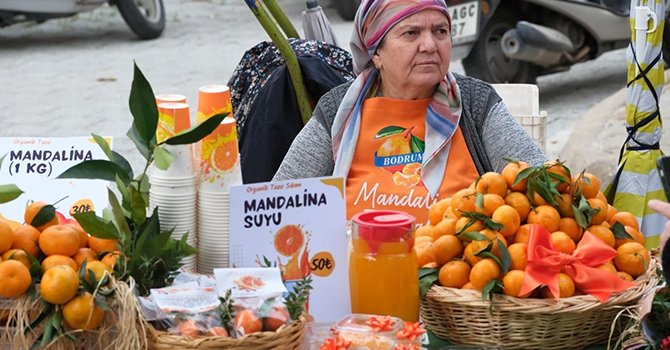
197, 85, 232, 123
156, 102, 191, 143
199, 116, 242, 192
155, 93, 187, 105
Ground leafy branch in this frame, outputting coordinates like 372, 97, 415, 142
57, 62, 224, 296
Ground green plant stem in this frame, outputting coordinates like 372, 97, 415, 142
247, 1, 313, 124
262, 0, 300, 39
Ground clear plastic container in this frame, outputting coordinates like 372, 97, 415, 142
349, 211, 419, 322
335, 314, 403, 350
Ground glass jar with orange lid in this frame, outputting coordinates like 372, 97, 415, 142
349, 210, 419, 322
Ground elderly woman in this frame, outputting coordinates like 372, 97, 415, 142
273, 0, 546, 223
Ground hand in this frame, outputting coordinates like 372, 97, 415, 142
647, 199, 670, 248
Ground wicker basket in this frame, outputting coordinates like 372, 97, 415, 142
421, 260, 659, 350
149, 316, 305, 350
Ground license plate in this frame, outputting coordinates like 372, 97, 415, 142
450, 1, 479, 43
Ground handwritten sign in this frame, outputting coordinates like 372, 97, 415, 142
0, 137, 111, 223
229, 177, 350, 322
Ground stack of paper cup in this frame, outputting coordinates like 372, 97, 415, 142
149, 102, 198, 271
197, 116, 242, 274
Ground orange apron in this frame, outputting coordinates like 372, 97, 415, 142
345, 97, 479, 224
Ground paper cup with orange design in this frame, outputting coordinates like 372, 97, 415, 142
156, 102, 191, 143
197, 85, 232, 123
199, 116, 242, 191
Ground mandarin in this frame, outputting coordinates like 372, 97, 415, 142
469, 259, 502, 291
11, 224, 40, 257
541, 273, 575, 298
504, 192, 531, 222
545, 160, 571, 193
609, 212, 640, 232
550, 231, 576, 255
0, 260, 31, 298
463, 243, 483, 266
450, 189, 477, 218
614, 242, 650, 277
41, 255, 77, 272
2, 249, 31, 269
428, 199, 451, 226
573, 173, 600, 199
587, 225, 615, 248
555, 193, 574, 218
558, 217, 583, 242
40, 265, 79, 304
438, 260, 471, 288
39, 225, 79, 256
24, 201, 59, 231
0, 220, 13, 254
502, 270, 530, 298
475, 172, 508, 197
475, 193, 505, 217
432, 218, 456, 239
491, 205, 520, 238
63, 292, 105, 330
66, 222, 89, 248
431, 235, 463, 266
587, 198, 608, 225
88, 236, 119, 254
527, 205, 561, 232
507, 243, 528, 271
501, 161, 530, 192
72, 248, 98, 267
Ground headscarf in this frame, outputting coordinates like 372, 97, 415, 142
331, 0, 462, 197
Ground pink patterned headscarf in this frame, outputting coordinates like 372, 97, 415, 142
331, 0, 462, 197
350, 0, 452, 74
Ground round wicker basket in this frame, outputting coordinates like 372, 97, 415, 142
420, 260, 659, 350
148, 316, 305, 350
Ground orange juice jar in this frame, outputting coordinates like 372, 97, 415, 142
349, 211, 419, 322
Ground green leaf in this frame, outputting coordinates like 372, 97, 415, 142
611, 222, 634, 240
127, 126, 152, 161
30, 204, 55, 228
419, 268, 439, 298
58, 160, 130, 184
479, 251, 503, 269
459, 231, 488, 241
129, 186, 147, 226
0, 184, 23, 204
108, 189, 131, 244
497, 240, 511, 274
373, 126, 405, 139
152, 146, 175, 170
163, 113, 227, 145
27, 302, 54, 335
572, 204, 589, 229
410, 135, 425, 153
40, 314, 56, 347
482, 279, 498, 302
26, 251, 42, 277
74, 211, 120, 240
513, 166, 535, 187
129, 62, 159, 150
134, 208, 159, 257
92, 134, 113, 160
475, 192, 484, 210
111, 151, 134, 180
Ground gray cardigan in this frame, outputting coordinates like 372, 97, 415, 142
273, 73, 546, 181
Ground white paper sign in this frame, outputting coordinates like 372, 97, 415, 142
229, 177, 350, 322
0, 137, 111, 223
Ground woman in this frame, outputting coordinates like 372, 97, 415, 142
273, 0, 546, 223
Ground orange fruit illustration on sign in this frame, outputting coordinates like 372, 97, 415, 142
211, 141, 238, 173
374, 125, 425, 188
274, 225, 305, 257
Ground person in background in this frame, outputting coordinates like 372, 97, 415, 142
273, 0, 546, 223
647, 199, 670, 250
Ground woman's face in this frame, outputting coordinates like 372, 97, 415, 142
372, 9, 451, 99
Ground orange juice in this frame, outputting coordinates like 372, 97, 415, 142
349, 211, 419, 322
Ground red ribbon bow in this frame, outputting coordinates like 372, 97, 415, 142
518, 224, 635, 302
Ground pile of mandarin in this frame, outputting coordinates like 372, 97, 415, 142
415, 160, 650, 298
0, 201, 120, 330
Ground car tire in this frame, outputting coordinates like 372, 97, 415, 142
462, 10, 539, 83
116, 0, 165, 40
335, 0, 360, 21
